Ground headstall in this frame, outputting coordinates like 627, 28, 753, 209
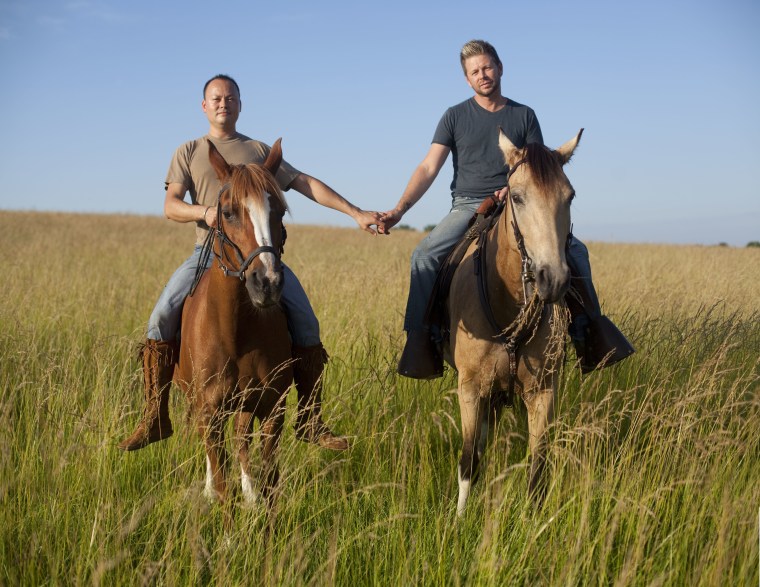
189, 183, 282, 296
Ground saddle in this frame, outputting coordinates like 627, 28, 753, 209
424, 196, 503, 345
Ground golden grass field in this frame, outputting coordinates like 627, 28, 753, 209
1, 210, 758, 585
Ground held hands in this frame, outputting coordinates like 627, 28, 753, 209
377, 208, 404, 235
353, 209, 385, 235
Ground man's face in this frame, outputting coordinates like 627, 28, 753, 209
202, 79, 241, 128
464, 54, 502, 98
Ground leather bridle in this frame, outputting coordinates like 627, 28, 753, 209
189, 183, 283, 296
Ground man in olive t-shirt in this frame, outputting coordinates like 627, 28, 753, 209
119, 74, 383, 452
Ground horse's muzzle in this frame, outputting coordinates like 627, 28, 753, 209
245, 264, 284, 307
535, 264, 570, 303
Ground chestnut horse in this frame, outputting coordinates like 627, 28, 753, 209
174, 139, 292, 516
447, 128, 583, 516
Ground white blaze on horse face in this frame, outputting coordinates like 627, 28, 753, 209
246, 195, 278, 277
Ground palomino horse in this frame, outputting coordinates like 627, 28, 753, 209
447, 128, 583, 516
174, 139, 292, 517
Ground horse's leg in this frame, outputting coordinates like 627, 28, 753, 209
234, 411, 260, 508
477, 371, 501, 459
524, 388, 554, 504
199, 409, 230, 504
258, 406, 285, 508
456, 375, 485, 517
476, 404, 489, 461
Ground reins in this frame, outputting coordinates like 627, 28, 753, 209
189, 183, 282, 297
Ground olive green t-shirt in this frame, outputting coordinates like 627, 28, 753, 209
165, 133, 300, 245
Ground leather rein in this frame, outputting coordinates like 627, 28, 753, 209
189, 183, 283, 296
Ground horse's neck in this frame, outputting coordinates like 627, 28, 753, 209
206, 266, 251, 329
487, 209, 526, 320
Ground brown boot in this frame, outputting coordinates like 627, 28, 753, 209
566, 275, 635, 374
397, 330, 443, 379
118, 339, 177, 451
292, 344, 349, 451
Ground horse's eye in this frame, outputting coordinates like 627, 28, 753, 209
511, 192, 524, 205
568, 191, 576, 204
222, 209, 233, 221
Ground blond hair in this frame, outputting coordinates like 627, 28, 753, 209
459, 40, 502, 73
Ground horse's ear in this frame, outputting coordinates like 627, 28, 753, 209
498, 127, 522, 167
208, 140, 232, 181
555, 128, 584, 165
264, 138, 283, 176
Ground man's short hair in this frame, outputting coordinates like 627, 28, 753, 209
203, 74, 241, 98
460, 40, 502, 73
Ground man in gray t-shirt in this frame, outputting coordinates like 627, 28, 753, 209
434, 96, 543, 200
380, 39, 633, 379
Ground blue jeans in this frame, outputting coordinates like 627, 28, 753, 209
404, 197, 482, 332
146, 245, 320, 347
403, 197, 598, 333
565, 236, 600, 341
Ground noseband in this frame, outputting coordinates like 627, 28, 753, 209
189, 183, 282, 296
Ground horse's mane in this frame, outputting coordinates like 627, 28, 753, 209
229, 163, 288, 213
521, 143, 566, 190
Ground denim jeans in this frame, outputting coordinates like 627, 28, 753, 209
565, 236, 600, 341
403, 197, 482, 332
403, 197, 598, 334
146, 245, 320, 347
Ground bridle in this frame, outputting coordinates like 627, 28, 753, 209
505, 159, 535, 305
189, 183, 283, 296
473, 157, 572, 393
474, 158, 532, 314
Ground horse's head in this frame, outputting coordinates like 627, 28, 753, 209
208, 139, 288, 307
498, 128, 584, 303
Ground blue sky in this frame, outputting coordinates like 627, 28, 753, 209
0, 0, 758, 246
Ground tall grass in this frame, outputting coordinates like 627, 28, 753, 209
1, 211, 757, 585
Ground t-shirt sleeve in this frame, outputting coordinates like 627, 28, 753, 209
275, 158, 301, 192
526, 109, 544, 146
164, 141, 194, 190
431, 108, 456, 147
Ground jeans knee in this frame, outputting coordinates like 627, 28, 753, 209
411, 245, 440, 272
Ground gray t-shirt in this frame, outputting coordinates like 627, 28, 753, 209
432, 97, 543, 199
